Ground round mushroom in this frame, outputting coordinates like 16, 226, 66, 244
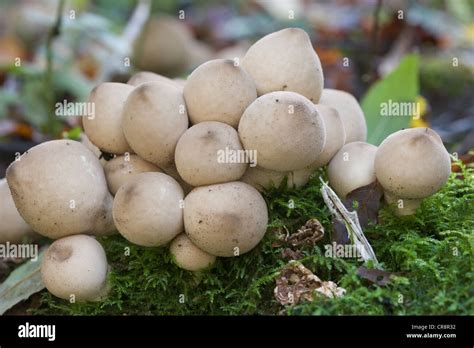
242, 28, 324, 102
133, 15, 192, 76
41, 234, 109, 301
238, 91, 326, 171
0, 178, 35, 244
104, 154, 162, 195
122, 81, 189, 169
375, 128, 451, 215
82, 82, 134, 154
319, 89, 367, 143
184, 181, 268, 257
175, 121, 247, 186
170, 233, 216, 271
6, 140, 115, 239
183, 59, 257, 128
327, 142, 378, 198
113, 172, 184, 247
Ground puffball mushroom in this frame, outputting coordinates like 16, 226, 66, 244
122, 81, 189, 169
242, 28, 324, 102
82, 82, 134, 154
238, 91, 326, 171
319, 89, 367, 143
6, 140, 115, 239
41, 234, 109, 302
327, 141, 378, 198
170, 233, 216, 271
375, 128, 451, 215
307, 104, 346, 169
184, 181, 268, 257
0, 178, 34, 244
113, 172, 184, 247
183, 59, 257, 128
104, 154, 162, 195
175, 121, 247, 186
133, 15, 192, 76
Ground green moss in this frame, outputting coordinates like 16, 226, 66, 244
32, 164, 474, 315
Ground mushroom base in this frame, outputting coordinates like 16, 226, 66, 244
384, 191, 423, 216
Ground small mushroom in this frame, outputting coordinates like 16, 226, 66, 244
327, 142, 378, 198
238, 91, 326, 171
175, 121, 247, 186
0, 178, 35, 244
319, 89, 367, 143
375, 128, 451, 215
183, 59, 257, 128
169, 233, 216, 271
82, 82, 134, 154
122, 81, 189, 169
104, 154, 162, 195
242, 28, 324, 102
41, 234, 109, 302
113, 172, 184, 247
184, 181, 268, 257
6, 140, 115, 239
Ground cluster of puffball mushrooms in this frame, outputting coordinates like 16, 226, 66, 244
2, 28, 452, 302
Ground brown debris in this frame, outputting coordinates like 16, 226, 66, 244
274, 262, 346, 306
273, 219, 325, 258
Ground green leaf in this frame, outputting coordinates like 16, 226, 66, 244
0, 248, 46, 315
362, 54, 419, 145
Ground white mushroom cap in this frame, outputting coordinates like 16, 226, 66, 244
242, 28, 324, 102
238, 91, 326, 171
375, 128, 451, 199
82, 82, 134, 154
6, 140, 115, 239
319, 89, 367, 143
327, 141, 378, 198
122, 81, 189, 169
113, 172, 184, 247
41, 235, 109, 301
170, 233, 216, 271
183, 59, 257, 128
175, 121, 247, 186
0, 178, 35, 244
184, 181, 268, 257
307, 104, 346, 169
104, 154, 162, 195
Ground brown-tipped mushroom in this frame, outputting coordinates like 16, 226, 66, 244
41, 234, 109, 302
175, 121, 247, 186
242, 28, 324, 102
375, 128, 451, 215
113, 172, 184, 247
184, 181, 268, 257
183, 59, 257, 128
238, 91, 326, 171
6, 140, 115, 239
327, 141, 378, 198
82, 82, 134, 154
170, 233, 216, 271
